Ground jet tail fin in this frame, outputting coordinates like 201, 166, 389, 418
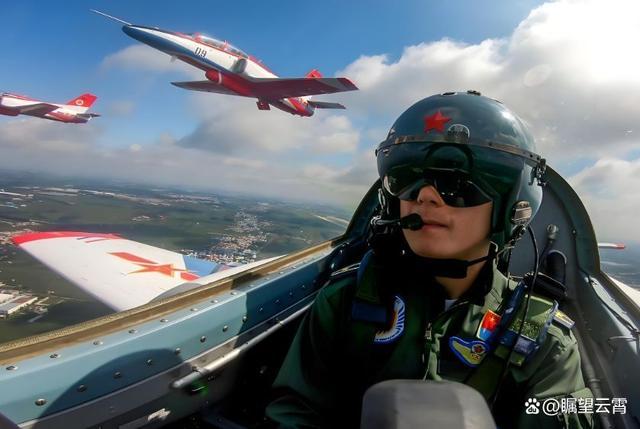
65, 94, 98, 112
305, 69, 323, 78
307, 100, 346, 110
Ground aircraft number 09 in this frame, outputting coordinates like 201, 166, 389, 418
195, 47, 207, 58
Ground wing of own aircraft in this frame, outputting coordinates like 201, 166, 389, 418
3, 166, 640, 429
11, 231, 277, 311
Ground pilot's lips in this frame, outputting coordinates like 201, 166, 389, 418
419, 217, 448, 230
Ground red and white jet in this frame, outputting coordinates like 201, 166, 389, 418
0, 92, 100, 123
92, 10, 358, 117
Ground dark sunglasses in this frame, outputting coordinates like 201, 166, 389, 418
382, 168, 494, 207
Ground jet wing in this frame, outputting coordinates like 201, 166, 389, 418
11, 231, 273, 311
598, 242, 626, 249
171, 80, 242, 96
245, 76, 358, 99
608, 275, 640, 308
15, 103, 59, 116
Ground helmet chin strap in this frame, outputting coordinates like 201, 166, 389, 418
409, 242, 498, 279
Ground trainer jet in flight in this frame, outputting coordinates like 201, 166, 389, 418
92, 10, 358, 117
0, 92, 100, 123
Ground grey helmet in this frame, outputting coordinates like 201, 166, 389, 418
376, 91, 546, 248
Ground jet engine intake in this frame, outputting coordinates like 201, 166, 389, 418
232, 58, 248, 75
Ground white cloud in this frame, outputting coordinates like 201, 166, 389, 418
569, 158, 640, 241
107, 100, 135, 117
302, 164, 343, 181
0, 118, 98, 153
101, 45, 196, 76
3, 0, 640, 239
0, 116, 367, 206
337, 0, 640, 161
177, 93, 361, 157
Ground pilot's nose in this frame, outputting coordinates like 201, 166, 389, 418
415, 185, 445, 207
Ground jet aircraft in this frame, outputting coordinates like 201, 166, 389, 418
0, 166, 639, 428
91, 10, 358, 117
0, 92, 99, 124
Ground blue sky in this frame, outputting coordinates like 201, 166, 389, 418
1, 0, 543, 145
1, 0, 640, 242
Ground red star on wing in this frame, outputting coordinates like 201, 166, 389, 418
110, 252, 198, 279
130, 262, 188, 277
424, 110, 451, 133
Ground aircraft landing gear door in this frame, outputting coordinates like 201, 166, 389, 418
257, 100, 270, 111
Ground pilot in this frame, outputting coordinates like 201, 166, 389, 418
266, 92, 595, 428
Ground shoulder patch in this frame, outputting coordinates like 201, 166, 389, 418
552, 310, 575, 330
373, 295, 405, 344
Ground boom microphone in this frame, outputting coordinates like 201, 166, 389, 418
372, 213, 424, 231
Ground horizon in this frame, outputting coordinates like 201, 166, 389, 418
1, 0, 639, 243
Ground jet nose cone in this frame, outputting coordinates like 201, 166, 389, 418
121, 26, 171, 53
122, 25, 143, 40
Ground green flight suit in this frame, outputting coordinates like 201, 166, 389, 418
267, 253, 595, 428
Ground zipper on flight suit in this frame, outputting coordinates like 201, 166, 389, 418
422, 299, 470, 378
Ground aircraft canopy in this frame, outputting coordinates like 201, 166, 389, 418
190, 33, 248, 58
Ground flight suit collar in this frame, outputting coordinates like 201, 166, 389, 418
455, 258, 495, 306
353, 249, 508, 308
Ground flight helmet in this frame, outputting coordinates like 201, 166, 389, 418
376, 91, 546, 248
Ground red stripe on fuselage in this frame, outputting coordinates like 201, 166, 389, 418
287, 97, 312, 116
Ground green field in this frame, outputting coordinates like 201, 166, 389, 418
0, 179, 350, 343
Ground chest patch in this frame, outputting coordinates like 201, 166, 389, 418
373, 295, 406, 344
476, 310, 502, 342
449, 336, 489, 367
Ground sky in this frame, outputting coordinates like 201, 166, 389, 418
1, 0, 639, 243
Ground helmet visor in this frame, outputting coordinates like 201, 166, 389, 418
382, 167, 493, 207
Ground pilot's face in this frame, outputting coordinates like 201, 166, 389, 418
399, 185, 492, 260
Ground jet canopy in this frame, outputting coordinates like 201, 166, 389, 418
190, 33, 248, 58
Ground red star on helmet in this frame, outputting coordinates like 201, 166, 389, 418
424, 110, 451, 133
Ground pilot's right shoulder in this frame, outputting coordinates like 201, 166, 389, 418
317, 262, 360, 303
330, 262, 360, 281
